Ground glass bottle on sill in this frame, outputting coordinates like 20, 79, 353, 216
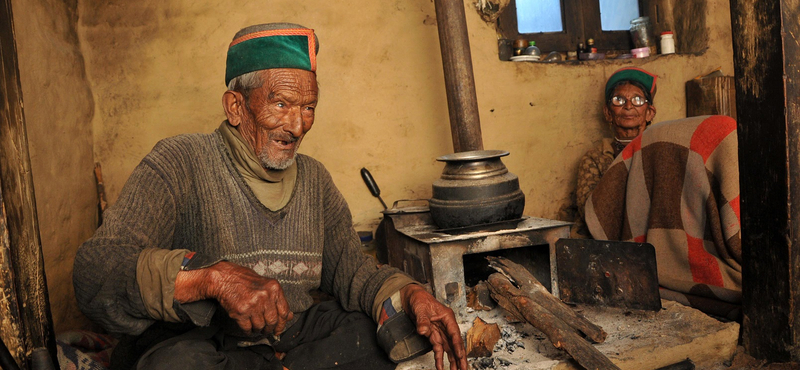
587, 38, 597, 53
523, 41, 541, 59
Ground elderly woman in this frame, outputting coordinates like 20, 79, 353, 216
572, 67, 657, 237
585, 115, 742, 320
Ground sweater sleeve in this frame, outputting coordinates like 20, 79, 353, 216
316, 168, 401, 316
576, 152, 603, 221
73, 159, 180, 335
371, 273, 418, 321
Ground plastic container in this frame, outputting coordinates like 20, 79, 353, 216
660, 31, 676, 54
522, 41, 541, 58
566, 51, 578, 60
579, 52, 606, 60
630, 17, 654, 49
631, 47, 650, 58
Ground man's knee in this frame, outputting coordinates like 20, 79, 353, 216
136, 339, 225, 370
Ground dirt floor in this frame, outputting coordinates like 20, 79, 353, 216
720, 348, 800, 370
396, 301, 799, 370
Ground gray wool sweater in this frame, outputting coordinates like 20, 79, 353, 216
73, 130, 399, 336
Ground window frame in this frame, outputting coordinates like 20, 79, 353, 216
498, 0, 649, 53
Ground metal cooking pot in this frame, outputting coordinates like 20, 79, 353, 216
429, 150, 525, 229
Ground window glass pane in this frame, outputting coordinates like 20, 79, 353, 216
599, 0, 640, 31
516, 0, 563, 33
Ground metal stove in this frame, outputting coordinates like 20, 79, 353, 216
377, 205, 571, 319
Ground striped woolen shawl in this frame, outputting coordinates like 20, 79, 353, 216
586, 115, 741, 305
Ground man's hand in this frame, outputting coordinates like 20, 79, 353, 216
400, 284, 468, 370
175, 261, 294, 336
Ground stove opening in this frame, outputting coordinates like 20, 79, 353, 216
462, 244, 552, 292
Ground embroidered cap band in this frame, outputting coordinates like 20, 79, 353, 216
225, 27, 317, 85
605, 67, 658, 98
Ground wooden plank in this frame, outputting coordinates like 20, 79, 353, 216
0, 0, 56, 365
433, 0, 483, 152
730, 0, 799, 361
0, 186, 24, 370
782, 0, 800, 361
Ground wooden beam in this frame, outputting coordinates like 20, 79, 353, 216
0, 0, 56, 366
786, 0, 800, 361
0, 189, 24, 370
730, 0, 800, 361
433, 0, 483, 153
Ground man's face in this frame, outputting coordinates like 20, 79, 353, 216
603, 82, 656, 140
230, 68, 318, 170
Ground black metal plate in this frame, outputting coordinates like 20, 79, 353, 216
555, 239, 661, 311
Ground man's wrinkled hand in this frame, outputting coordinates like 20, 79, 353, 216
175, 261, 293, 336
401, 284, 468, 370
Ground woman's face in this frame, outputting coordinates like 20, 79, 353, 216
603, 83, 656, 140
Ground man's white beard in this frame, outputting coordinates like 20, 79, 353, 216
259, 150, 296, 170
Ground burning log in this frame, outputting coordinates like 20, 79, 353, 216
486, 256, 619, 370
465, 317, 501, 358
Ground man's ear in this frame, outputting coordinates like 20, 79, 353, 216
222, 90, 245, 126
645, 104, 657, 122
603, 104, 613, 123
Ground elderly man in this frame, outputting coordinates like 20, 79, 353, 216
73, 23, 467, 370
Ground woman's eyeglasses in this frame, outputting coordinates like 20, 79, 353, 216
610, 95, 648, 107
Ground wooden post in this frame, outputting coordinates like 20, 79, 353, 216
0, 0, 57, 366
433, 0, 483, 153
730, 0, 800, 361
0, 189, 25, 370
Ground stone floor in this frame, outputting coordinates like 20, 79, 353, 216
396, 300, 744, 370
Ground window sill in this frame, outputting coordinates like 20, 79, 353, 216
506, 54, 678, 64
497, 40, 694, 63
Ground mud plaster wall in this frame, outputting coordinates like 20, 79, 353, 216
11, 0, 733, 332
77, 0, 733, 232
12, 0, 97, 332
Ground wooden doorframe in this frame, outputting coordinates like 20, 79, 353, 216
0, 0, 56, 367
730, 0, 800, 362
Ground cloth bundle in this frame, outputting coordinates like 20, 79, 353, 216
585, 115, 742, 319
57, 330, 118, 370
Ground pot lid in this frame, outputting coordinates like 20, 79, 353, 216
436, 150, 509, 162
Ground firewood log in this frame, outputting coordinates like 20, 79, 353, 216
465, 317, 501, 358
487, 273, 620, 370
487, 256, 606, 343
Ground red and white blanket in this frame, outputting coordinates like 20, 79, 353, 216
585, 115, 741, 317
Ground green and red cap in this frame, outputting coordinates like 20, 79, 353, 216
605, 67, 658, 98
225, 24, 318, 86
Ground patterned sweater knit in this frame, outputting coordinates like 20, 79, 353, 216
73, 130, 399, 336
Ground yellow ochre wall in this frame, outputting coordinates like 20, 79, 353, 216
13, 0, 733, 332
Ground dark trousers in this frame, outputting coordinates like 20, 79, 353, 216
133, 301, 396, 370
